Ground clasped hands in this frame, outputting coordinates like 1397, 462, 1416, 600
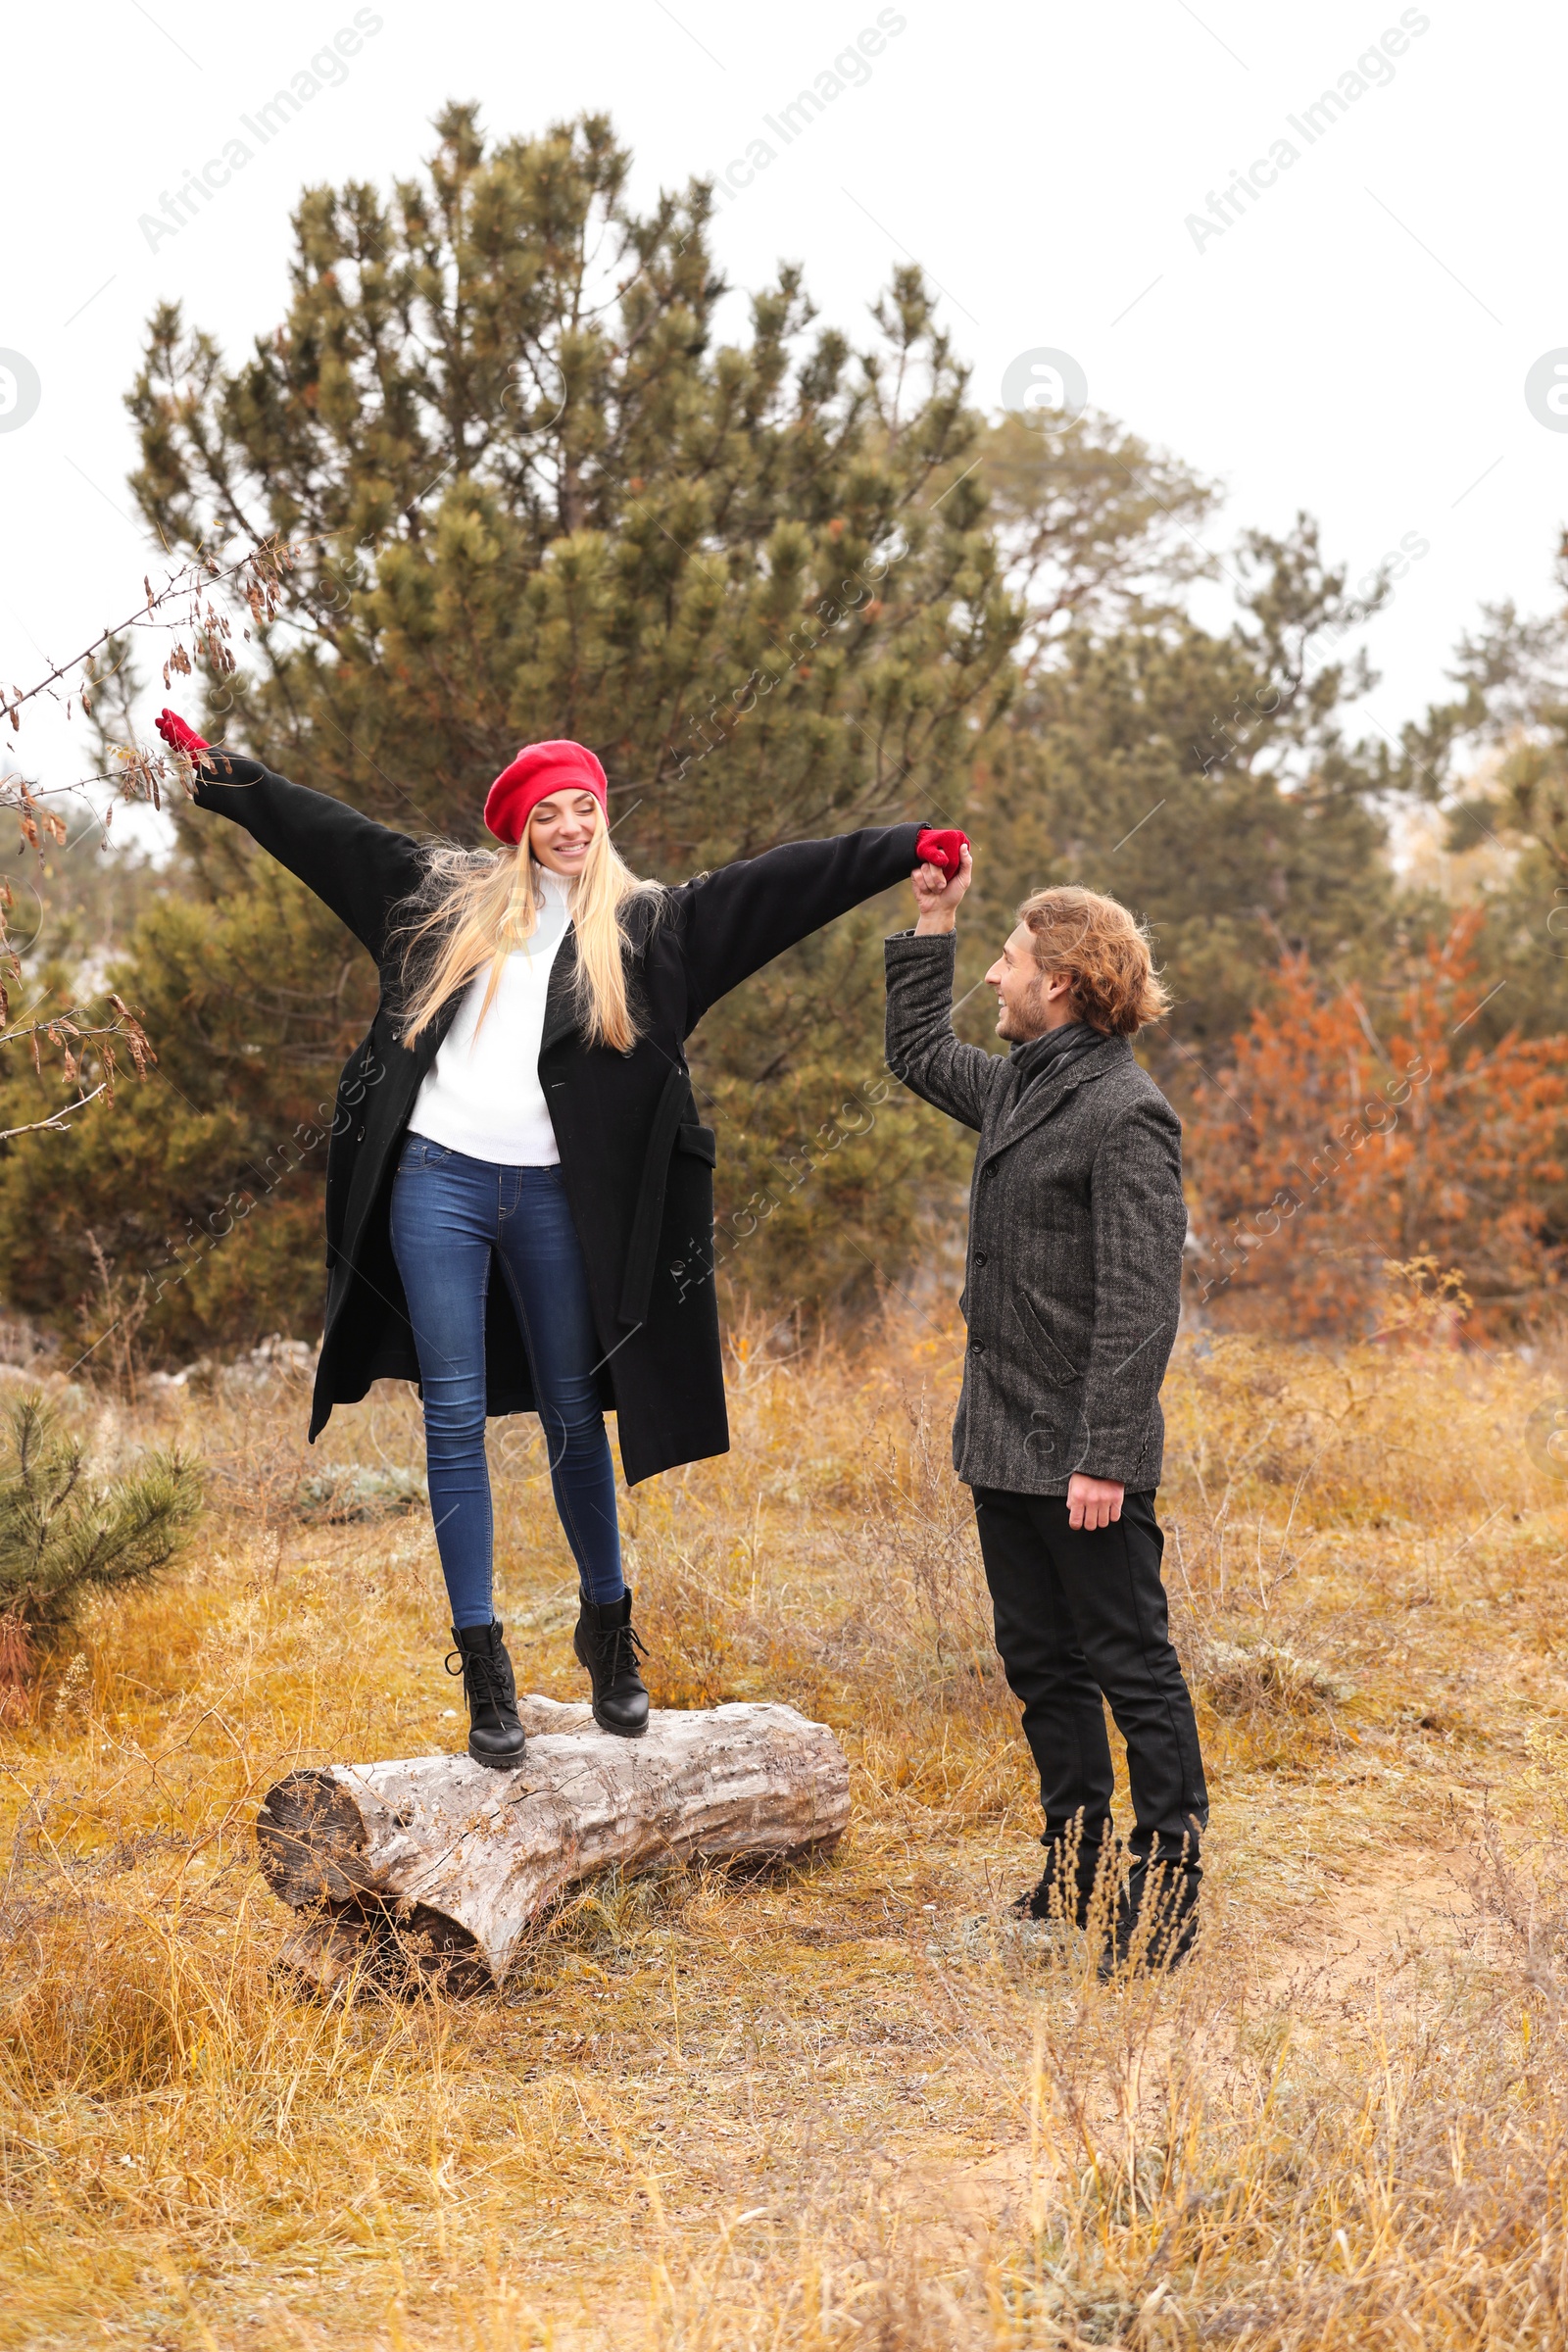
910, 834, 972, 934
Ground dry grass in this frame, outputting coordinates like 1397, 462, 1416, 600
6, 1307, 1568, 2346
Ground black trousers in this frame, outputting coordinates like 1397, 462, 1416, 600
972, 1487, 1208, 1862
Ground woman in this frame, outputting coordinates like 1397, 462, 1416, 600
155, 707, 964, 1767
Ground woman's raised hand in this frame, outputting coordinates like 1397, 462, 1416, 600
911, 840, 972, 935
155, 708, 211, 763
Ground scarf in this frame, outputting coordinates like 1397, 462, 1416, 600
1008, 1020, 1107, 1102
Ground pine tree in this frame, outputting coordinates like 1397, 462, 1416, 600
0, 1392, 202, 1651
969, 503, 1396, 1067
2, 107, 1019, 1348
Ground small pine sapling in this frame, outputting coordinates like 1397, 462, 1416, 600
0, 1390, 202, 1674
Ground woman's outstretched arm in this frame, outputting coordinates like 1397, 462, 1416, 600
671, 820, 940, 1029
160, 710, 424, 964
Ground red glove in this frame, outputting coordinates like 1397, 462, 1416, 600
156, 708, 211, 760
915, 826, 969, 881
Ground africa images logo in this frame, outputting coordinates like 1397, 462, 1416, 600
708, 10, 908, 210
1000, 350, 1089, 425
1185, 9, 1432, 255
136, 9, 384, 251
0, 351, 41, 434
1525, 353, 1568, 433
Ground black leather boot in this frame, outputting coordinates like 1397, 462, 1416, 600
446, 1622, 527, 1769
573, 1588, 650, 1738
1010, 1820, 1114, 1931
1099, 1850, 1200, 1980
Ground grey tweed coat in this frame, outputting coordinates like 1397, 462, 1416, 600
885, 931, 1187, 1496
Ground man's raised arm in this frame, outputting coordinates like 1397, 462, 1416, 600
884, 846, 1002, 1134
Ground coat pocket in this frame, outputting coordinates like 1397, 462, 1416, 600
675, 1121, 716, 1165
618, 1073, 710, 1327
1011, 1290, 1086, 1388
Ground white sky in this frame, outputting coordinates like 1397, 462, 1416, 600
4, 0, 1562, 838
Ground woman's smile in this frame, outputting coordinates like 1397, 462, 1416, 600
529, 791, 603, 874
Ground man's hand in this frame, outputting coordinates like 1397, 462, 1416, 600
911, 843, 973, 934
1066, 1473, 1124, 1532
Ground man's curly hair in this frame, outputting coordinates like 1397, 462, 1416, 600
1017, 886, 1171, 1037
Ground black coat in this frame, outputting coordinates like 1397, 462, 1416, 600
193, 756, 923, 1483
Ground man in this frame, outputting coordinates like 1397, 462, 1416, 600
885, 845, 1208, 1974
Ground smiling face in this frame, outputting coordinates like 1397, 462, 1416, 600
983, 922, 1077, 1043
527, 790, 603, 876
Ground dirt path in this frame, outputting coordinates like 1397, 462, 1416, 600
1260, 1843, 1474, 2007
870, 1840, 1487, 2279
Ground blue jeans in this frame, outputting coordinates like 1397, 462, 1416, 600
388, 1137, 625, 1628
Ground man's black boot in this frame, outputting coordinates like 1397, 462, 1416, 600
573, 1588, 651, 1738
1011, 1821, 1113, 1930
446, 1621, 527, 1769
1099, 1850, 1200, 1980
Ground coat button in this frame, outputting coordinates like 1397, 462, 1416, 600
355, 1126, 366, 1142
972, 1340, 985, 1355
974, 1250, 988, 1267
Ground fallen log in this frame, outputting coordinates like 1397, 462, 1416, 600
255, 1695, 849, 1996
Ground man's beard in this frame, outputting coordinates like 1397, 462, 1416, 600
995, 982, 1050, 1043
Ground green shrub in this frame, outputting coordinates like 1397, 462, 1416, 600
0, 1390, 202, 1643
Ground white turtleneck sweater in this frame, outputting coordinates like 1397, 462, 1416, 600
408, 870, 572, 1165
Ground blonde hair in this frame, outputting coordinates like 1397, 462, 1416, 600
1017, 885, 1171, 1037
395, 821, 662, 1054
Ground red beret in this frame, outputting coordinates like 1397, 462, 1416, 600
484, 740, 609, 846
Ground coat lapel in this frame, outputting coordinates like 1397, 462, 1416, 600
983, 1035, 1130, 1163
409, 991, 464, 1083
540, 925, 580, 1055
402, 916, 580, 1075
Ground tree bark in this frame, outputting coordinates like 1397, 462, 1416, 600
256, 1695, 849, 1996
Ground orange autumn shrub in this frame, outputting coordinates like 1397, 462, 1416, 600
1185, 910, 1568, 1335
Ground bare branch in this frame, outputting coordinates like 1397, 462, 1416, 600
1, 539, 290, 733
0, 1081, 109, 1144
